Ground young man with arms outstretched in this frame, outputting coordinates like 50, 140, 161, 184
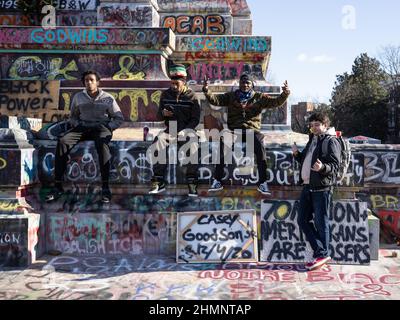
202, 73, 290, 195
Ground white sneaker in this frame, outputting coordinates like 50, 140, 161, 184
149, 181, 166, 194
257, 181, 271, 195
208, 179, 223, 192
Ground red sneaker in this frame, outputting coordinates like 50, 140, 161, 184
306, 256, 331, 271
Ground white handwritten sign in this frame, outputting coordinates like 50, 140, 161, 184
260, 200, 371, 265
177, 209, 258, 263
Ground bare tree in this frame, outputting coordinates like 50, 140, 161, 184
379, 45, 400, 103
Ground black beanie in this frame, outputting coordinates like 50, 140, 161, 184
240, 73, 255, 88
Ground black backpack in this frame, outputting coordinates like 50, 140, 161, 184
322, 134, 351, 184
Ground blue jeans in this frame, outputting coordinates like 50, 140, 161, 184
297, 185, 332, 259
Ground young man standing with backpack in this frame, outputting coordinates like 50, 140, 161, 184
292, 112, 341, 270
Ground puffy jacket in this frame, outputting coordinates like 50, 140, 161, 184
204, 88, 289, 132
157, 87, 200, 133
294, 127, 341, 190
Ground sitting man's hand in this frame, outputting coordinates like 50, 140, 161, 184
291, 142, 299, 155
162, 109, 174, 117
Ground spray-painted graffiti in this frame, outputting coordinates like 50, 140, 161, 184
0, 0, 17, 10
260, 200, 370, 265
187, 61, 264, 82
0, 27, 172, 51
233, 18, 252, 35
0, 115, 42, 131
177, 36, 270, 53
157, 0, 231, 13
162, 15, 231, 35
21, 148, 38, 186
0, 54, 166, 81
354, 191, 400, 245
30, 28, 108, 44
60, 87, 162, 122
199, 265, 400, 300
56, 12, 97, 27
227, 0, 251, 16
36, 141, 362, 187
363, 151, 400, 184
377, 210, 400, 239
261, 104, 288, 125
0, 199, 23, 214
0, 149, 37, 186
38, 141, 154, 185
46, 213, 175, 255
1, 254, 400, 300
0, 14, 38, 26
0, 81, 60, 118
0, 218, 28, 267
53, 0, 98, 11
99, 4, 156, 27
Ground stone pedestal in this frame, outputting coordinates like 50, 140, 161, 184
0, 116, 43, 267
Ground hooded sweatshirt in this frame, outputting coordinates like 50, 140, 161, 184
70, 89, 124, 130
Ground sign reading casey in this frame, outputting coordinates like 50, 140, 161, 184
177, 209, 258, 263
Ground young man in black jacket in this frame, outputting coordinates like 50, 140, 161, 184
292, 112, 341, 270
147, 64, 200, 196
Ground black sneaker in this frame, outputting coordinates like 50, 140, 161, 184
188, 183, 198, 197
101, 188, 112, 203
149, 181, 166, 194
45, 187, 64, 202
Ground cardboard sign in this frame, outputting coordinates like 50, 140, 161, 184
0, 81, 60, 119
177, 209, 258, 263
260, 200, 371, 265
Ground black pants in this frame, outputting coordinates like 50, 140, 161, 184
214, 129, 268, 183
55, 124, 112, 188
150, 132, 198, 184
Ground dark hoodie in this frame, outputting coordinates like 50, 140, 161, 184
157, 87, 200, 133
294, 127, 341, 190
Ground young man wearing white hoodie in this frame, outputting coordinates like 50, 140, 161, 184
46, 70, 124, 203
292, 112, 341, 271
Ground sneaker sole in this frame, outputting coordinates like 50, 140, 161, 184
208, 187, 223, 192
188, 194, 198, 197
149, 188, 166, 194
45, 194, 63, 202
258, 190, 272, 195
306, 258, 331, 270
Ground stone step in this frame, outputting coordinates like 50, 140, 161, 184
0, 189, 379, 268
33, 198, 376, 264
0, 213, 44, 268
34, 140, 365, 187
